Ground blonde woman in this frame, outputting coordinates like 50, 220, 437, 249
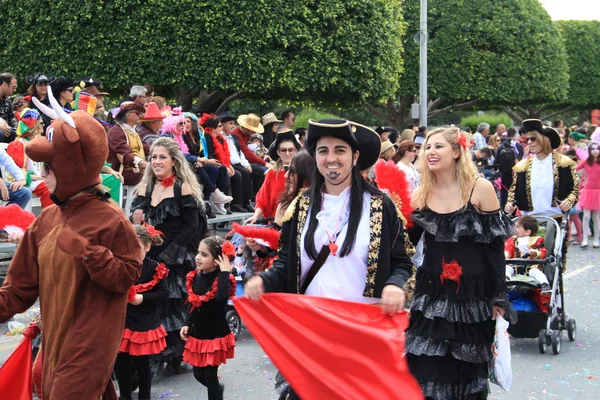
488, 133, 501, 158
131, 137, 206, 374
407, 127, 514, 400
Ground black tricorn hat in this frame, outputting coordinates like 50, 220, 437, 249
269, 128, 301, 161
522, 119, 561, 149
306, 119, 380, 170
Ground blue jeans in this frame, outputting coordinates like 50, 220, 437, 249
4, 181, 32, 209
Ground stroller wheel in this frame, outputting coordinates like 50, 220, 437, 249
567, 319, 577, 341
226, 309, 242, 339
552, 331, 561, 355
538, 329, 547, 354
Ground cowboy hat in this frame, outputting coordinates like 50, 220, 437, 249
262, 112, 282, 126
140, 102, 165, 121
522, 119, 561, 149
237, 113, 264, 134
269, 129, 301, 161
112, 101, 146, 120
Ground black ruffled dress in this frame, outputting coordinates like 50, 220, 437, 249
131, 179, 206, 358
407, 203, 514, 400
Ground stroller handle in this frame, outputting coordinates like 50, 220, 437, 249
505, 257, 554, 266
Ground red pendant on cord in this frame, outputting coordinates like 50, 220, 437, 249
329, 242, 338, 256
159, 175, 176, 188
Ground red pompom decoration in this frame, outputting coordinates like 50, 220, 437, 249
440, 258, 463, 293
373, 159, 414, 228
221, 241, 236, 259
144, 223, 164, 238
229, 223, 281, 249
0, 204, 36, 235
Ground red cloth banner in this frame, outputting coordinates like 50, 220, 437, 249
234, 294, 424, 400
0, 324, 40, 400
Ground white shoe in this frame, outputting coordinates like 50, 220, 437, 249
210, 199, 227, 215
210, 189, 233, 204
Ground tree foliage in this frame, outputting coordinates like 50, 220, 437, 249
555, 20, 600, 107
368, 0, 570, 128
0, 0, 405, 107
400, 0, 569, 104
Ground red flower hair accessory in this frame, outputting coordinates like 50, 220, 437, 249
440, 258, 463, 293
456, 131, 468, 150
199, 113, 218, 127
144, 224, 164, 238
221, 241, 236, 259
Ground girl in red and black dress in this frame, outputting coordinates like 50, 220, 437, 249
116, 224, 170, 400
180, 236, 237, 400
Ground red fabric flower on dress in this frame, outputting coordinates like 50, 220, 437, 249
128, 263, 170, 302
159, 175, 176, 188
440, 258, 463, 293
221, 241, 236, 259
144, 223, 164, 238
456, 132, 468, 150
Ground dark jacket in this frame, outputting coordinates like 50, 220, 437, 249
260, 193, 413, 298
507, 153, 579, 212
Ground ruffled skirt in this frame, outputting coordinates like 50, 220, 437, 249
579, 188, 600, 211
119, 326, 167, 356
407, 270, 494, 400
183, 332, 235, 367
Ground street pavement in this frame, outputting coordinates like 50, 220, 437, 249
1, 246, 598, 399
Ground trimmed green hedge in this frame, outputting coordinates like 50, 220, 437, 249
461, 113, 512, 133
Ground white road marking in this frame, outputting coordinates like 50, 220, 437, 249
564, 264, 598, 279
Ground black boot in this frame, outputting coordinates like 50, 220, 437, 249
218, 383, 225, 400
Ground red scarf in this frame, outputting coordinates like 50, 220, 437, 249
209, 133, 231, 168
127, 263, 169, 302
185, 270, 236, 312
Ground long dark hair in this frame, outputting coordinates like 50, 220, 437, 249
279, 150, 315, 210
304, 163, 382, 259
587, 142, 600, 166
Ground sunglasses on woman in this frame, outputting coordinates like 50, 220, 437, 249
279, 148, 296, 155
526, 136, 537, 143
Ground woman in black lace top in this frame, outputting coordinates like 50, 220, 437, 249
408, 127, 515, 400
132, 137, 207, 374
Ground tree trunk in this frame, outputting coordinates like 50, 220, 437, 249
215, 92, 245, 114
173, 87, 200, 111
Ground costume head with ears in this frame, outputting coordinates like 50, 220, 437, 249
28, 86, 108, 204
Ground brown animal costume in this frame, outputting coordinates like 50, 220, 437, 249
0, 87, 142, 399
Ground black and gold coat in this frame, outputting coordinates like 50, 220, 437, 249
507, 153, 579, 212
259, 193, 414, 298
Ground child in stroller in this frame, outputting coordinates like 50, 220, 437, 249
504, 215, 550, 290
504, 215, 576, 355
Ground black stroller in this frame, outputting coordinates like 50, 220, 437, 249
505, 216, 576, 355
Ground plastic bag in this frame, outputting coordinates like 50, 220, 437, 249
489, 313, 512, 391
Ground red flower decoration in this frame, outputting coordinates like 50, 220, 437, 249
456, 132, 468, 150
144, 223, 164, 238
440, 258, 463, 293
159, 175, 176, 188
128, 263, 170, 302
221, 241, 236, 259
186, 270, 236, 312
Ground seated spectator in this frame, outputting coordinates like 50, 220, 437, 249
261, 112, 282, 148
249, 133, 268, 160
183, 112, 232, 214
107, 101, 148, 185
5, 108, 53, 208
27, 73, 52, 134
12, 95, 30, 115
0, 72, 18, 143
80, 77, 110, 121
137, 102, 164, 155
0, 146, 31, 209
50, 76, 74, 111
128, 85, 148, 108
246, 129, 301, 223
233, 114, 267, 194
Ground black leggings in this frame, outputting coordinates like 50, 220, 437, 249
115, 353, 152, 400
193, 366, 221, 400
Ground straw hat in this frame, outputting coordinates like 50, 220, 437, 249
380, 140, 395, 156
261, 112, 282, 126
237, 113, 264, 134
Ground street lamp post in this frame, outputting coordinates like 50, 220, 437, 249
419, 0, 428, 127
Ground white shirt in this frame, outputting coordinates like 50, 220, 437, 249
397, 161, 420, 190
299, 187, 378, 304
523, 155, 562, 217
221, 132, 249, 167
